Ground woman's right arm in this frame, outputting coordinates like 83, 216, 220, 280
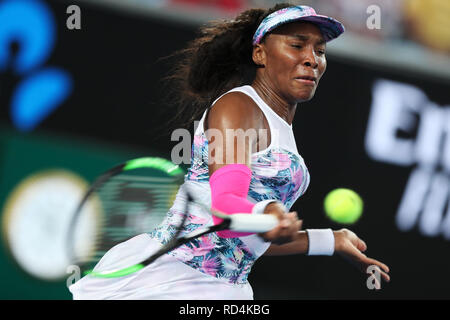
205, 92, 301, 242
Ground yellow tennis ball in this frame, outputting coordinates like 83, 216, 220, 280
324, 188, 363, 224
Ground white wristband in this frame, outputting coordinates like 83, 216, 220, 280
306, 229, 335, 256
252, 200, 286, 215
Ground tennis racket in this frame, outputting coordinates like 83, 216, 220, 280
67, 157, 279, 279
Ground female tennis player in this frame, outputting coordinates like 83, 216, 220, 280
70, 3, 390, 300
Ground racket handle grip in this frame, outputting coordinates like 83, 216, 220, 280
229, 213, 279, 233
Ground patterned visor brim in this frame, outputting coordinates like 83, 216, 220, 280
252, 5, 345, 45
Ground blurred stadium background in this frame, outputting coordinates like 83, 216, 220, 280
0, 0, 449, 299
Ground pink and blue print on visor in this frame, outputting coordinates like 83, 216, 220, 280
252, 5, 345, 45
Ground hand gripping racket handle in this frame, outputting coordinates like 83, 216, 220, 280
228, 213, 279, 233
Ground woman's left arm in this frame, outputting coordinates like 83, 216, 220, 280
264, 228, 391, 283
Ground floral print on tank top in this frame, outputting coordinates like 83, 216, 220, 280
149, 131, 310, 284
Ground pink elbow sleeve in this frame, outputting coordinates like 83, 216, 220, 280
209, 164, 256, 238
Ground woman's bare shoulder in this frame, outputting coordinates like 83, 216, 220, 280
206, 91, 264, 130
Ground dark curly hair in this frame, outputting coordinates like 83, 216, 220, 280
161, 2, 295, 130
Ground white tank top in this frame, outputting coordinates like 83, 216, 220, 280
149, 85, 310, 284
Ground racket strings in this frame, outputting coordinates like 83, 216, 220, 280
74, 173, 181, 272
